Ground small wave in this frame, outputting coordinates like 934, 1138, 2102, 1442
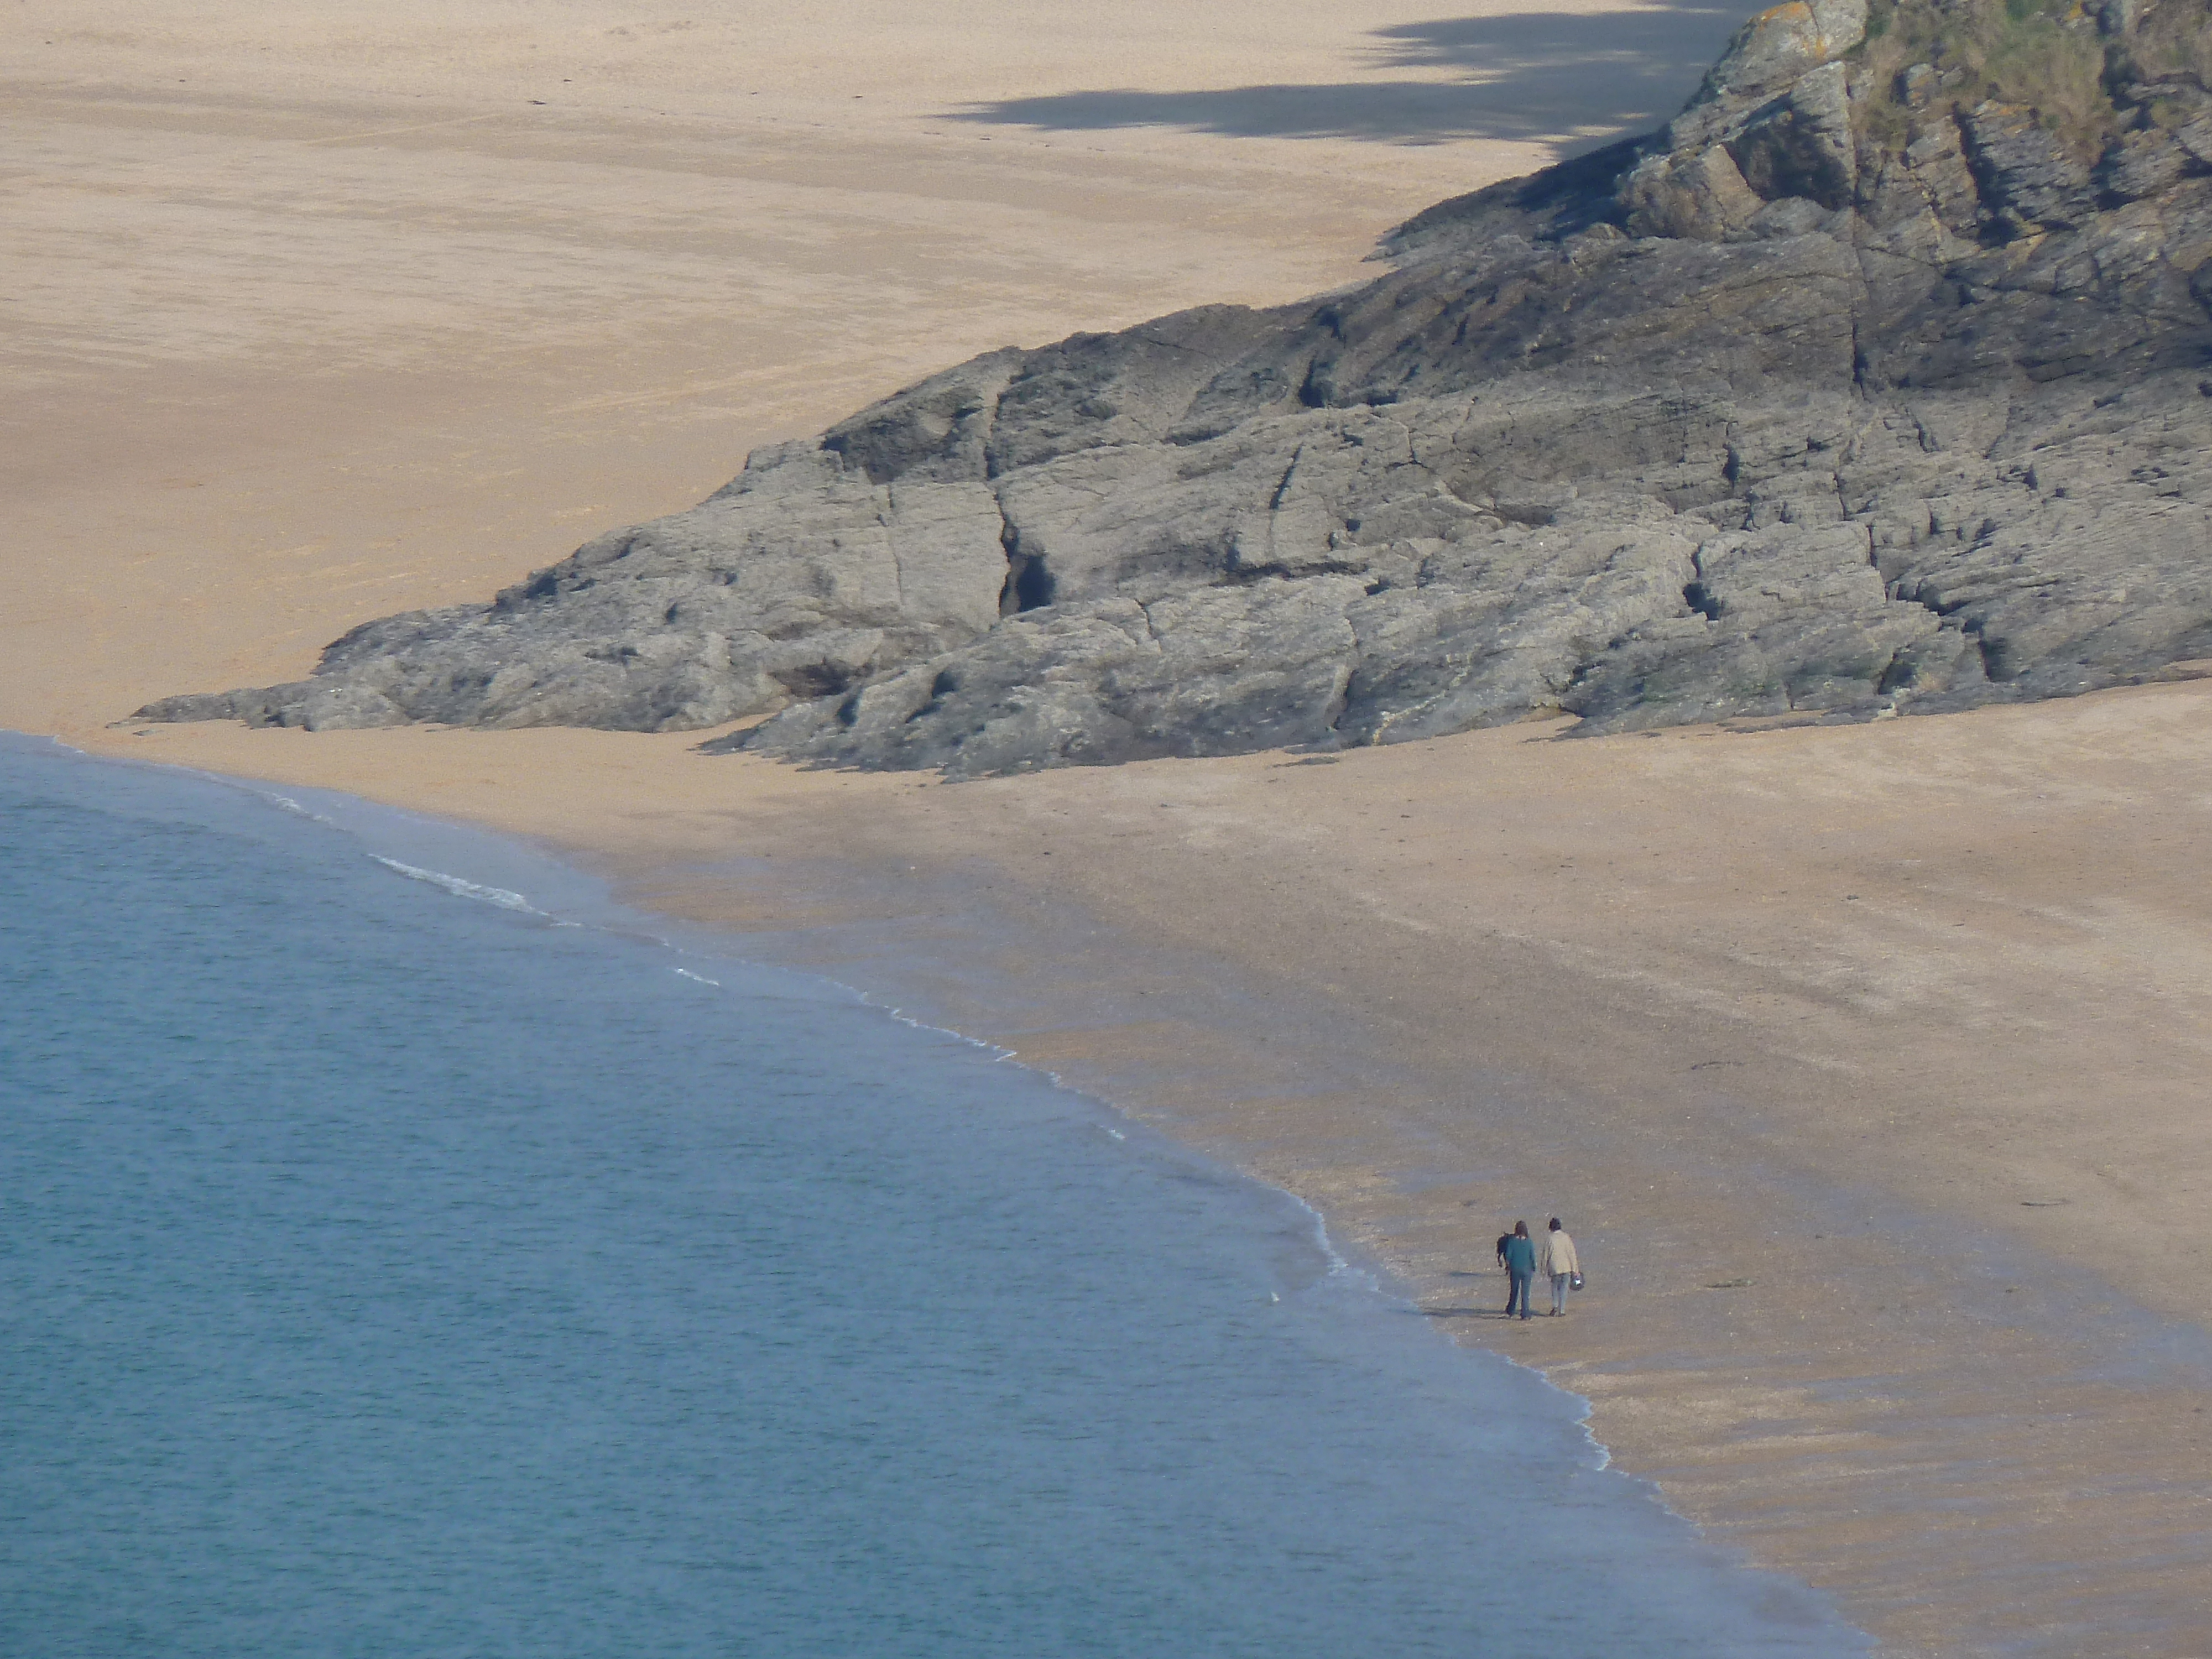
849, 984, 1381, 1299
673, 967, 723, 988
369, 857, 545, 915
1286, 1190, 1378, 1292
874, 1001, 1018, 1061
262, 792, 333, 825
1579, 1412, 1615, 1472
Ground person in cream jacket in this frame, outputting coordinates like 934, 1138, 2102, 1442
1539, 1218, 1580, 1316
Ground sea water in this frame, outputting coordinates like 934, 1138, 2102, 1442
0, 735, 1868, 1658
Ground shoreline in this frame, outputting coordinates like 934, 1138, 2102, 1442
44, 692, 2212, 1657
16, 730, 1885, 1657
8, 723, 1882, 1647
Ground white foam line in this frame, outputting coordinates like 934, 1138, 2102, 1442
1578, 1401, 1616, 1472
1475, 1345, 1616, 1474
260, 791, 333, 825
369, 855, 545, 915
873, 1000, 1019, 1061
673, 967, 723, 988
1285, 1188, 1379, 1291
852, 985, 1403, 1307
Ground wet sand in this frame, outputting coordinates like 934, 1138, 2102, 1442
9, 4, 2212, 1653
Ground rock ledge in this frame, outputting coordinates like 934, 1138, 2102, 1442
138, 0, 2212, 774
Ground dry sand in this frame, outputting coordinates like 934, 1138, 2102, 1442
8, 4, 2211, 1655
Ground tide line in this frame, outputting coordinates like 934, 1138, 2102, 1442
369, 855, 546, 916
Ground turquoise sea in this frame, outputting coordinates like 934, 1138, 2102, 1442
0, 733, 1868, 1657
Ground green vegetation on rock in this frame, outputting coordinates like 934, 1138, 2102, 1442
1854, 0, 2209, 161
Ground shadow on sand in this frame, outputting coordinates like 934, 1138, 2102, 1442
945, 4, 1752, 148
1414, 1306, 1531, 1319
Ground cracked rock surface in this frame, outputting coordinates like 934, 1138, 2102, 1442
139, 0, 2212, 774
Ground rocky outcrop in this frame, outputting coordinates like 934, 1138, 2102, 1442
138, 0, 2212, 775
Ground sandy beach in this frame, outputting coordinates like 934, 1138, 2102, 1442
9, 3, 2211, 1653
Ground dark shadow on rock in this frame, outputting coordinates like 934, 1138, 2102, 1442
945, 4, 1752, 147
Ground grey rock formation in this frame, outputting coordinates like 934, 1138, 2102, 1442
138, 0, 2212, 775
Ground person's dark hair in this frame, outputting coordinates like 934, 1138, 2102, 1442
1512, 1220, 1529, 1237
1548, 1217, 1563, 1230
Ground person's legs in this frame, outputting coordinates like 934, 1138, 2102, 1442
1550, 1272, 1568, 1314
1512, 1271, 1533, 1318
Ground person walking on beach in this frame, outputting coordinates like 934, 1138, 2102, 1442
1540, 1217, 1580, 1317
1503, 1221, 1537, 1320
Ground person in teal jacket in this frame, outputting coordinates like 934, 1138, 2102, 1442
1503, 1220, 1538, 1320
